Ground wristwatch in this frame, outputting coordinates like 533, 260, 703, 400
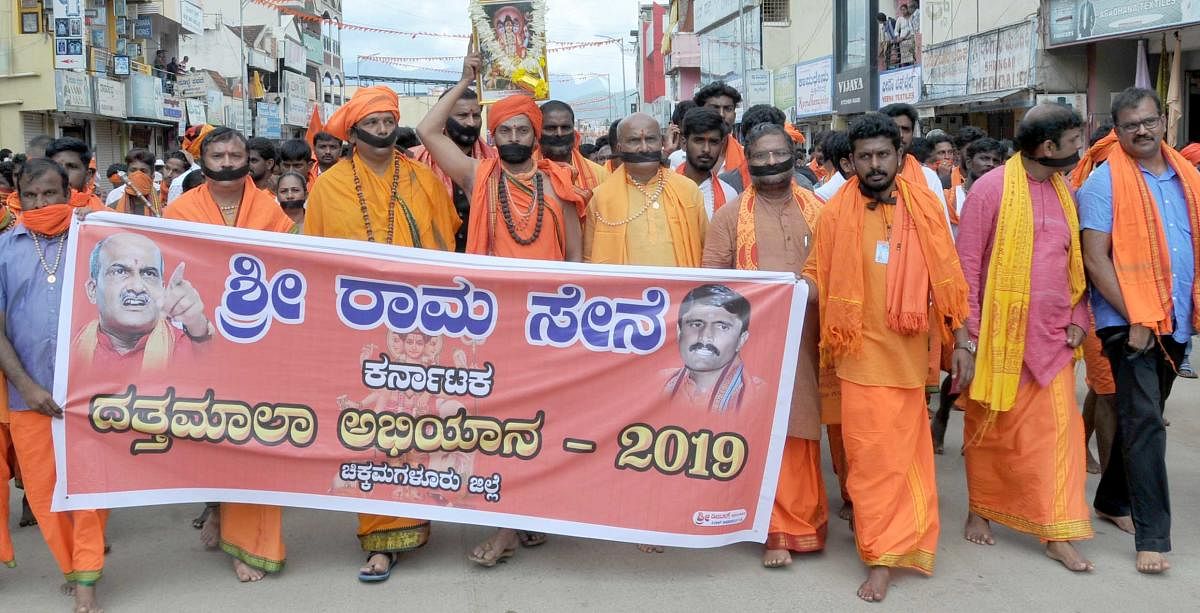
955, 339, 977, 355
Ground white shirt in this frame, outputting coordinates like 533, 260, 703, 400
921, 165, 953, 229
105, 184, 125, 206
815, 172, 848, 202
167, 165, 200, 204
668, 149, 687, 168
698, 177, 739, 220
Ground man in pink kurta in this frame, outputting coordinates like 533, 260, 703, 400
954, 103, 1095, 572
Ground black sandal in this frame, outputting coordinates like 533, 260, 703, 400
517, 531, 547, 548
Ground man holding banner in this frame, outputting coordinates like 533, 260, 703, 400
803, 113, 972, 602
702, 123, 827, 569
0, 158, 108, 613
309, 85, 461, 582
164, 127, 293, 583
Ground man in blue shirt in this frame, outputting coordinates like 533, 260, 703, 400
1078, 87, 1196, 575
0, 158, 107, 612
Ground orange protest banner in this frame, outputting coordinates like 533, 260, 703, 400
52, 213, 808, 547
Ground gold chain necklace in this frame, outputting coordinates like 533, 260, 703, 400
30, 232, 66, 284
593, 169, 666, 227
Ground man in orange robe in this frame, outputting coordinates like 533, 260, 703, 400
585, 113, 707, 268
957, 104, 1095, 572
306, 85, 459, 582
417, 55, 585, 264
802, 113, 972, 602
409, 87, 495, 252
702, 123, 826, 568
0, 158, 109, 612
416, 54, 585, 566
164, 127, 292, 582
537, 100, 610, 202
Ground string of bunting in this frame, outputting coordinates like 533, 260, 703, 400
248, 0, 618, 50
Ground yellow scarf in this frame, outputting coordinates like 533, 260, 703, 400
73, 319, 174, 373
969, 155, 1084, 414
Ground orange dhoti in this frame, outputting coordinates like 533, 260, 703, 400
767, 436, 827, 552
357, 515, 430, 553
819, 370, 850, 505
963, 365, 1094, 541
8, 411, 108, 584
220, 503, 286, 573
0, 418, 12, 568
840, 381, 938, 574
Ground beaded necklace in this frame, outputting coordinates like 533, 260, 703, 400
350, 153, 423, 247
495, 169, 545, 246
593, 168, 665, 227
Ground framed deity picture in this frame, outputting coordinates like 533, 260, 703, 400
469, 0, 548, 103
21, 12, 39, 34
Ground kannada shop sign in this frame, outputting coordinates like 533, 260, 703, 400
794, 56, 833, 118
52, 214, 807, 547
1047, 0, 1200, 47
878, 65, 921, 107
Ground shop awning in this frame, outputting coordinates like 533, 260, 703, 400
124, 118, 177, 128
916, 88, 1032, 111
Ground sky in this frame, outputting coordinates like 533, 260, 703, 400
341, 0, 644, 101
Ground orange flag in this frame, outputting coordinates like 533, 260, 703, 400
305, 104, 325, 146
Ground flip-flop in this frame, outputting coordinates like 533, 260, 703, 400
517, 531, 547, 548
357, 551, 397, 583
468, 541, 515, 568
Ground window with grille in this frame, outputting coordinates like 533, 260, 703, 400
762, 0, 790, 26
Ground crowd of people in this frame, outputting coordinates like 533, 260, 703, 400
0, 48, 1192, 610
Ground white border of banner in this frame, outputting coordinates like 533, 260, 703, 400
51, 213, 806, 548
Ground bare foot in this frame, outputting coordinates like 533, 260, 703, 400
1095, 510, 1135, 534
1045, 541, 1094, 572
934, 442, 945, 455
857, 566, 890, 602
61, 582, 76, 597
762, 548, 792, 568
233, 558, 266, 582
1136, 551, 1170, 574
1086, 452, 1101, 475
468, 528, 519, 567
200, 509, 221, 550
964, 513, 995, 545
73, 583, 102, 613
837, 501, 853, 521
360, 552, 394, 577
637, 544, 664, 553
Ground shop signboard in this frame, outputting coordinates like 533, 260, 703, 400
53, 0, 86, 69
55, 70, 93, 113
794, 56, 833, 118
878, 65, 921, 107
922, 38, 969, 98
180, 1, 204, 35
1046, 0, 1200, 47
256, 102, 282, 139
95, 77, 127, 118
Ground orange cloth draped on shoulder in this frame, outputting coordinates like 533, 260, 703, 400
304, 151, 460, 247
951, 165, 963, 189
163, 179, 296, 233
963, 364, 1094, 540
734, 184, 821, 269
162, 175, 292, 574
465, 158, 583, 259
839, 381, 939, 573
767, 437, 827, 553
412, 140, 496, 198
944, 187, 960, 226
9, 411, 108, 584
1069, 130, 1118, 190
113, 171, 161, 216
1107, 142, 1200, 335
539, 148, 609, 203
324, 85, 400, 142
6, 190, 21, 214
784, 122, 806, 145
584, 166, 707, 266
806, 174, 968, 367
1181, 143, 1200, 166
675, 162, 728, 210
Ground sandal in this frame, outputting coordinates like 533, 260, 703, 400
517, 531, 547, 548
357, 551, 397, 583
468, 540, 515, 568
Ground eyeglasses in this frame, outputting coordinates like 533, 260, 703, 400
1117, 116, 1163, 134
748, 150, 794, 164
